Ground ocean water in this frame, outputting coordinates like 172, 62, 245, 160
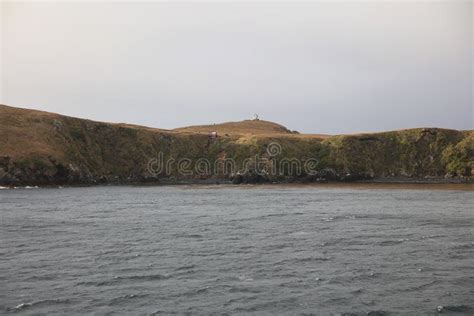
0, 184, 473, 315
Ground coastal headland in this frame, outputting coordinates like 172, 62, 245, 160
0, 104, 472, 186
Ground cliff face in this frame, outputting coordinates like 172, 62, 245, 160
0, 104, 472, 186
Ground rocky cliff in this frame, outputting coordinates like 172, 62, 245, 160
0, 104, 472, 186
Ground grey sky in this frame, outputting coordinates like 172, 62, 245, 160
1, 1, 472, 134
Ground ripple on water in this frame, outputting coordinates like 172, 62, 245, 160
7, 299, 72, 313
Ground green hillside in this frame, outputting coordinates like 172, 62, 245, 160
0, 104, 472, 186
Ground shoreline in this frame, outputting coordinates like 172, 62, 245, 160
1, 177, 472, 191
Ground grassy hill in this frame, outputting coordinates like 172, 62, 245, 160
173, 120, 296, 136
0, 104, 472, 185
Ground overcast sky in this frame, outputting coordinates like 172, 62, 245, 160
1, 1, 472, 134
